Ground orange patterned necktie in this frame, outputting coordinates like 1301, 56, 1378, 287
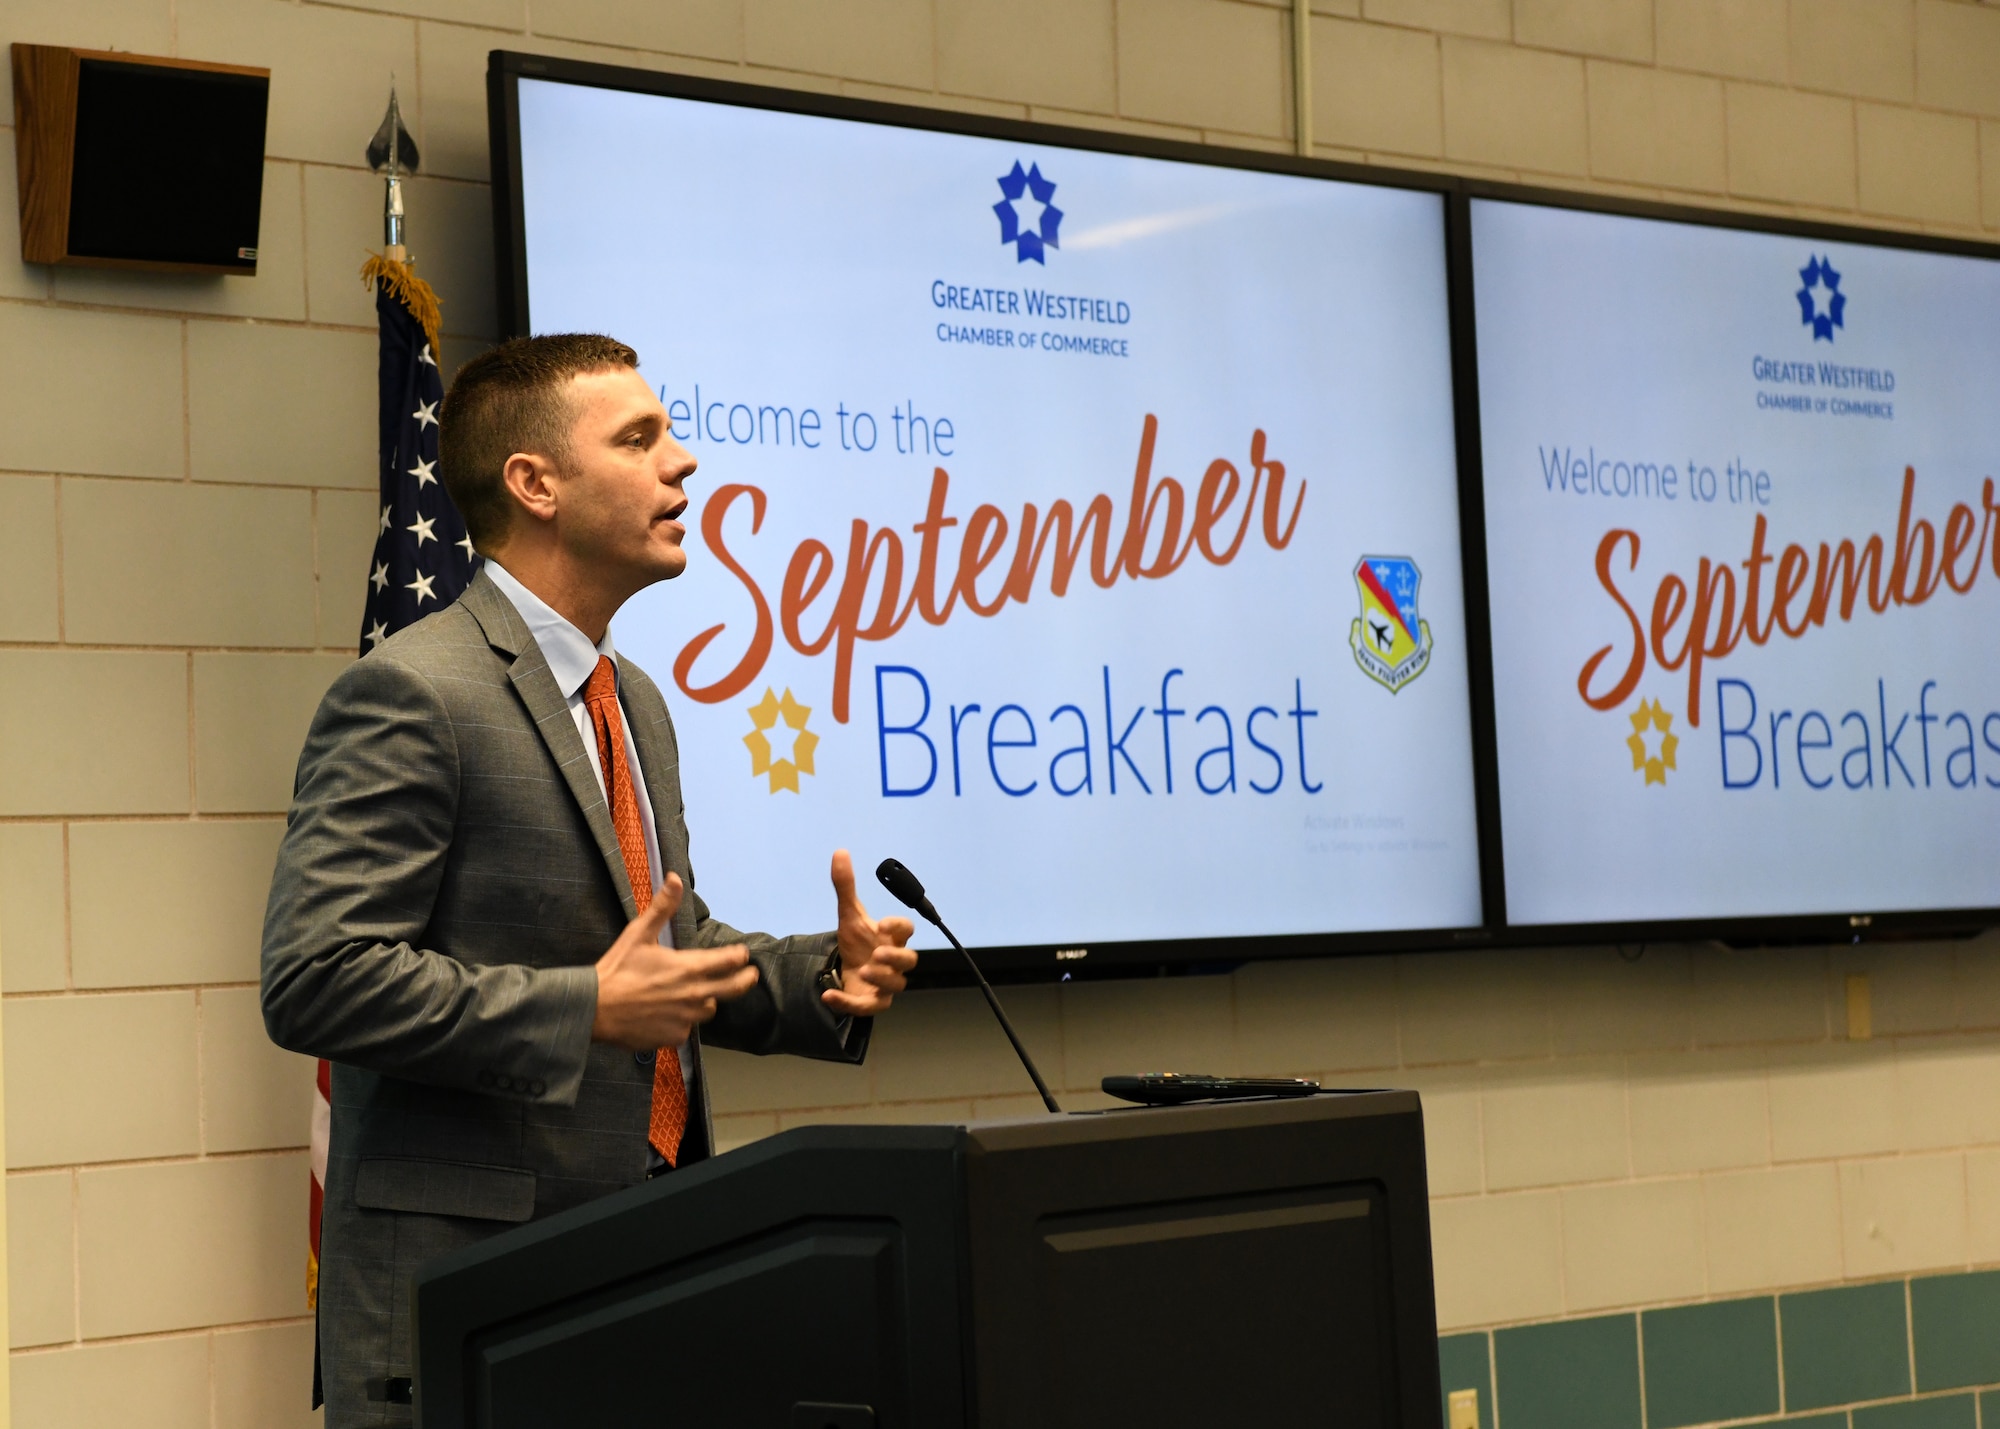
583, 655, 688, 1165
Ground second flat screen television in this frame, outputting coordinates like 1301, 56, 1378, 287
1474, 197, 2000, 930
503, 62, 1486, 962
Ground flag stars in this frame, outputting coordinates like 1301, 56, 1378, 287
366, 284, 467, 657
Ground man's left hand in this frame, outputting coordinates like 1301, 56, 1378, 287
826, 849, 917, 1017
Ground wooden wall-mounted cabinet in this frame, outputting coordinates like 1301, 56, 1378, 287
12, 43, 270, 275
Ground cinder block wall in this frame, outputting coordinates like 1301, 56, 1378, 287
0, 2, 1994, 1425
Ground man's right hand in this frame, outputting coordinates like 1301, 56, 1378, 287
590, 872, 757, 1050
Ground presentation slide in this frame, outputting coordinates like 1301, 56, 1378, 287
514, 78, 1483, 949
1474, 199, 2000, 926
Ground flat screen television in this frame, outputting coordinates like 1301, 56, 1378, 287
488, 52, 1492, 974
1470, 193, 2000, 937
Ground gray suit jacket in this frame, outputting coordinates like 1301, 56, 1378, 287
261, 570, 865, 1427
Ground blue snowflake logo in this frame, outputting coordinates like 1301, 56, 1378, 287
1796, 255, 1845, 342
994, 161, 1063, 264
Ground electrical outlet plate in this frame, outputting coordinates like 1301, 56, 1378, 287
1847, 972, 1873, 1040
1448, 1387, 1480, 1429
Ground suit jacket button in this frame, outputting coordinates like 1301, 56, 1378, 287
529, 1079, 546, 1096
634, 1050, 656, 1067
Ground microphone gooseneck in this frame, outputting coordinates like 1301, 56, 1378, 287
875, 858, 1062, 1115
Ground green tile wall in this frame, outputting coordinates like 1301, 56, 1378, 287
1781, 1282, 1912, 1410
1440, 1271, 2000, 1429
1493, 1314, 1641, 1429
1643, 1297, 1781, 1429
1851, 1395, 1976, 1429
1439, 1332, 1493, 1429
1911, 1271, 2000, 1390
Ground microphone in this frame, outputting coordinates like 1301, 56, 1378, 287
874, 857, 939, 927
875, 858, 1062, 1115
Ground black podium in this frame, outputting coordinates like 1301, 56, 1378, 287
412, 1091, 1441, 1429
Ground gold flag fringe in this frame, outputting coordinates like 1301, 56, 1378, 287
361, 252, 443, 358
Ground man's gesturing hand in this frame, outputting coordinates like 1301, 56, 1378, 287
826, 850, 917, 1017
591, 872, 758, 1051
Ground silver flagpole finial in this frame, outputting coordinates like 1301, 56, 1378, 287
366, 82, 421, 261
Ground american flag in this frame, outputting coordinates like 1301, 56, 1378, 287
310, 265, 476, 1316
359, 277, 476, 651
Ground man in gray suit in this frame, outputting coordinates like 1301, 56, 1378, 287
262, 333, 917, 1426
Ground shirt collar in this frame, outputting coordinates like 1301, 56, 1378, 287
482, 559, 617, 701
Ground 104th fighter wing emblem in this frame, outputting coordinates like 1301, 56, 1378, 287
1349, 556, 1434, 694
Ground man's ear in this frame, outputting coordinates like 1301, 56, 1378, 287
500, 452, 561, 527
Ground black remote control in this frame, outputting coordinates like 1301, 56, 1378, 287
1102, 1072, 1321, 1105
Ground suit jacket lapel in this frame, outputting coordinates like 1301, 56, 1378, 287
459, 572, 640, 920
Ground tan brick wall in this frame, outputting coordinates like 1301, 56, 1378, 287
1, 1, 1995, 1424
704, 938, 2000, 1321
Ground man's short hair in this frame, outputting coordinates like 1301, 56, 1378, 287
439, 333, 640, 548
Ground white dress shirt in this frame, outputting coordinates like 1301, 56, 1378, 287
482, 561, 697, 1094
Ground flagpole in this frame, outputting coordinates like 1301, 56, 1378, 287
361, 82, 440, 356
308, 83, 475, 1410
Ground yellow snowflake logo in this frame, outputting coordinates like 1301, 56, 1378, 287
744, 687, 818, 794
1626, 697, 1678, 786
